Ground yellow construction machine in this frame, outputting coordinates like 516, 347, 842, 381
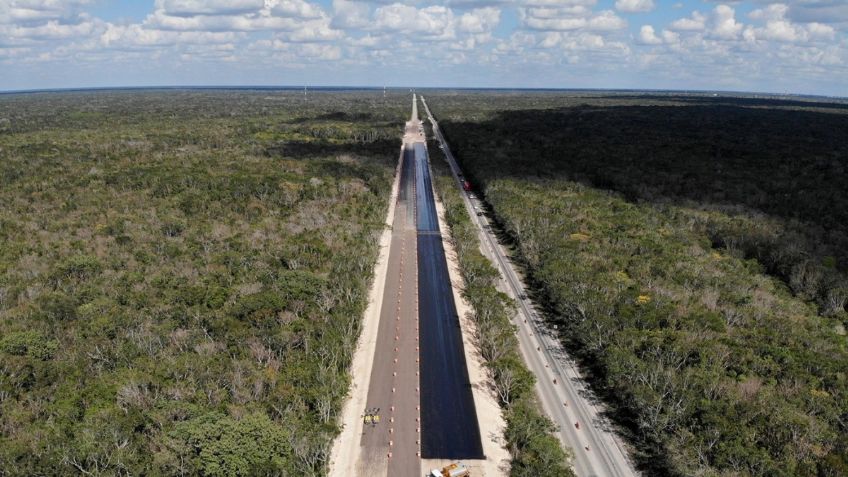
428, 462, 469, 477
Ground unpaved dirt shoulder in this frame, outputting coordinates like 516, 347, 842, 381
328, 147, 402, 477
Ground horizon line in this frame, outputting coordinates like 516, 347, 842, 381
1, 84, 846, 101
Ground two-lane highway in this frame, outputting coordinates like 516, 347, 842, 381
420, 96, 638, 477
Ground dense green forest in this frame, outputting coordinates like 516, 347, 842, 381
428, 92, 848, 476
0, 90, 404, 475
426, 128, 574, 477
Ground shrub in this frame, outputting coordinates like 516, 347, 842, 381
168, 412, 290, 476
55, 255, 102, 281
0, 331, 58, 360
37, 291, 78, 321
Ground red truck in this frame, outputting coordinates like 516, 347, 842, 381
462, 180, 472, 192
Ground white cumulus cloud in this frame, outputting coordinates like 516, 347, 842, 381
587, 10, 627, 31
373, 4, 454, 37
710, 5, 743, 40
0, 0, 93, 24
153, 0, 265, 17
331, 0, 370, 29
638, 24, 662, 44
669, 10, 706, 31
616, 0, 655, 14
458, 7, 500, 34
746, 3, 836, 43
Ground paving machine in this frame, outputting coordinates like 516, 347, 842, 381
429, 462, 469, 477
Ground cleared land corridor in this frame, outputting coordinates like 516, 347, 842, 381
351, 97, 485, 477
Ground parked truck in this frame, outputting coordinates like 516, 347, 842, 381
429, 462, 469, 477
462, 180, 472, 192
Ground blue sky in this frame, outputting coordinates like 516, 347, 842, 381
1, 0, 846, 96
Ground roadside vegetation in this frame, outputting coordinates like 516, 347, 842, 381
426, 128, 575, 477
0, 90, 404, 475
428, 93, 848, 476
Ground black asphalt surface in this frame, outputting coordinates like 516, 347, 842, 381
414, 142, 438, 232
399, 147, 414, 202
400, 147, 416, 225
411, 142, 485, 460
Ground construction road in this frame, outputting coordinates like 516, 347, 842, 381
357, 95, 483, 476
420, 96, 639, 477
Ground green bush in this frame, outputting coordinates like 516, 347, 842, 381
0, 331, 58, 360
168, 412, 289, 476
55, 254, 102, 281
36, 291, 78, 321
230, 291, 286, 321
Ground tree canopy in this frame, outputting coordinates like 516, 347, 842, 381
0, 90, 404, 475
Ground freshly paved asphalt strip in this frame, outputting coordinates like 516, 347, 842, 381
414, 142, 438, 232
414, 139, 485, 460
